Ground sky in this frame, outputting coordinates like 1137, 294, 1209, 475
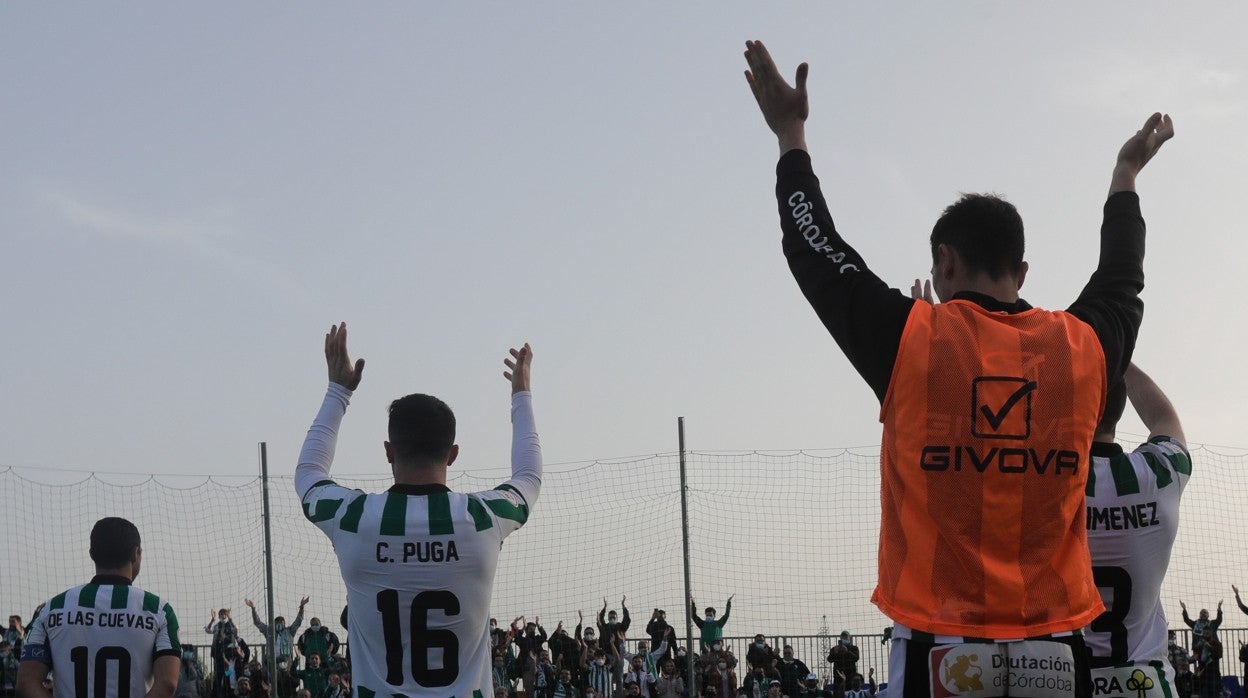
4, 2, 1247, 480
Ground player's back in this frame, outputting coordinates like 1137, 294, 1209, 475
24, 578, 180, 698
302, 480, 532, 698
1085, 437, 1190, 680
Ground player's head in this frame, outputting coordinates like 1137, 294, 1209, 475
930, 193, 1027, 302
1094, 378, 1128, 442
704, 607, 716, 619
386, 394, 459, 471
89, 517, 142, 579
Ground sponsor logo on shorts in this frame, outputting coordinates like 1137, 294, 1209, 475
929, 644, 999, 698
1092, 666, 1164, 697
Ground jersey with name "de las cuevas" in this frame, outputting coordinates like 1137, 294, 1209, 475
873, 299, 1107, 639
22, 579, 181, 698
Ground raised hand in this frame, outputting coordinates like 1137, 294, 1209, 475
244, 599, 255, 608
911, 279, 933, 303
1235, 585, 1241, 598
743, 40, 809, 151
1180, 601, 1187, 612
504, 344, 533, 394
325, 323, 365, 390
300, 597, 310, 607
1115, 113, 1174, 176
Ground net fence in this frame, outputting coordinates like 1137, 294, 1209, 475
3, 440, 1246, 682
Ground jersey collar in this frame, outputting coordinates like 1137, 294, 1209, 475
1090, 441, 1125, 457
388, 483, 452, 495
90, 574, 133, 585
950, 291, 1033, 314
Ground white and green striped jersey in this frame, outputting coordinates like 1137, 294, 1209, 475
1085, 436, 1190, 691
21, 577, 181, 698
295, 384, 541, 698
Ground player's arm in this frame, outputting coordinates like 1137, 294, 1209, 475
744, 40, 914, 402
294, 323, 365, 500
1125, 363, 1185, 443
16, 661, 51, 698
144, 655, 180, 698
1068, 114, 1173, 383
498, 343, 542, 511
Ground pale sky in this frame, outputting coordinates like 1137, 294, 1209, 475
4, 5, 1246, 485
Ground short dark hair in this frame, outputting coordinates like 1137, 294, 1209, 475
388, 394, 456, 464
90, 517, 140, 568
930, 193, 1025, 281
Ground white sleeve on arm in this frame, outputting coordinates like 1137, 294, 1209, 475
502, 390, 542, 508
294, 383, 353, 500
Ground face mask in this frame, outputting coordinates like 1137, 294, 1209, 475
677, 651, 686, 658
311, 625, 321, 631
706, 615, 714, 621
718, 662, 727, 670
754, 642, 764, 649
713, 644, 722, 651
595, 659, 606, 667
183, 651, 194, 660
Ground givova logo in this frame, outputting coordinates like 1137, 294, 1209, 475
971, 376, 1036, 440
928, 644, 999, 698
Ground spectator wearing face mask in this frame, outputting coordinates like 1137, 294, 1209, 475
586, 642, 621, 698
512, 617, 548, 697
824, 632, 858, 693
294, 654, 329, 698
206, 609, 239, 698
549, 622, 581, 673
625, 628, 672, 686
835, 668, 875, 698
174, 644, 206, 698
646, 610, 674, 664
702, 655, 736, 698
745, 636, 776, 673
598, 598, 631, 653
624, 653, 659, 698
3, 617, 22, 660
532, 651, 558, 698
245, 597, 307, 665
492, 651, 514, 698
1180, 600, 1223, 665
274, 658, 299, 698
324, 673, 348, 698
689, 595, 733, 652
297, 618, 339, 667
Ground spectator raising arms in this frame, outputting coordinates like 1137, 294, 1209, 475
690, 595, 733, 652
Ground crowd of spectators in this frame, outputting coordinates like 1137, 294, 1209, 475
486, 598, 877, 698
8, 594, 1248, 698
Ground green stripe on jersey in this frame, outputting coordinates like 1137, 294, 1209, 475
494, 483, 527, 505
485, 497, 528, 524
428, 492, 455, 535
1109, 454, 1140, 495
380, 492, 408, 536
110, 584, 130, 609
467, 496, 493, 532
1085, 464, 1096, 497
356, 688, 375, 698
143, 592, 160, 614
50, 592, 67, 610
1141, 451, 1174, 488
340, 494, 367, 533
78, 584, 100, 607
304, 497, 344, 523
1168, 449, 1192, 476
474, 691, 485, 698
164, 603, 182, 652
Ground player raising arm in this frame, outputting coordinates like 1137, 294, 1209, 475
744, 39, 1172, 698
1085, 364, 1191, 695
295, 323, 541, 698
